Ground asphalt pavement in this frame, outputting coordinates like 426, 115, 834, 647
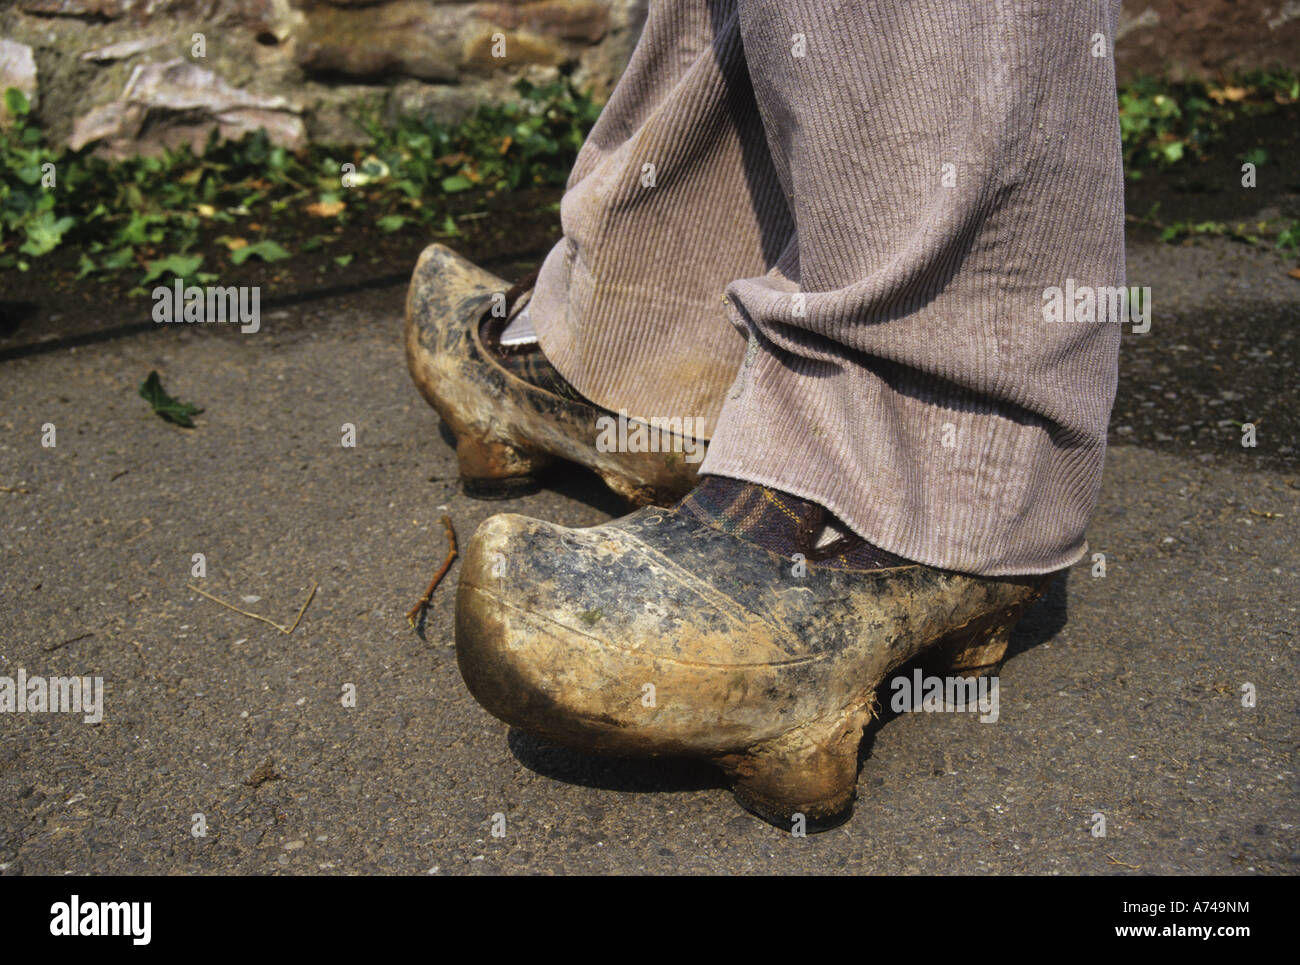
0, 233, 1296, 874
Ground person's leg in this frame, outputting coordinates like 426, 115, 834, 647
406, 0, 790, 501
700, 0, 1125, 575
451, 0, 1126, 827
529, 0, 792, 437
531, 0, 1123, 573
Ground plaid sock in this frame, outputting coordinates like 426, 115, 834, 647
481, 292, 591, 404
678, 476, 910, 571
494, 345, 591, 403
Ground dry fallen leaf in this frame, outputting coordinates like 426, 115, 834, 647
1208, 85, 1251, 104
306, 199, 346, 218
1287, 267, 1300, 280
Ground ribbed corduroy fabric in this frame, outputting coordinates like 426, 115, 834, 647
532, 0, 1126, 576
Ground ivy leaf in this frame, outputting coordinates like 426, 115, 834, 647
19, 212, 75, 257
3, 87, 30, 118
230, 240, 291, 264
102, 247, 137, 271
140, 253, 203, 285
376, 214, 408, 233
440, 174, 473, 193
138, 371, 203, 428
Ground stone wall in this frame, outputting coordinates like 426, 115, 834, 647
0, 0, 649, 154
1117, 1, 1300, 81
1, 0, 1296, 156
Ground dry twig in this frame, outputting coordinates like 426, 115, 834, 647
44, 631, 95, 653
188, 581, 317, 635
407, 515, 458, 628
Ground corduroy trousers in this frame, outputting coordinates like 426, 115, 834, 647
530, 0, 1126, 576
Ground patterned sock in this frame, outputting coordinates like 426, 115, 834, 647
482, 292, 590, 404
678, 475, 911, 571
494, 343, 592, 403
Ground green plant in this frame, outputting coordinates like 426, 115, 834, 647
1, 77, 603, 281
1153, 218, 1300, 250
356, 78, 601, 201
139, 371, 203, 427
1117, 71, 1297, 180
1277, 220, 1299, 252
0, 89, 74, 268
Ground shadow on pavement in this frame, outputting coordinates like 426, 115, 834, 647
507, 730, 727, 794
